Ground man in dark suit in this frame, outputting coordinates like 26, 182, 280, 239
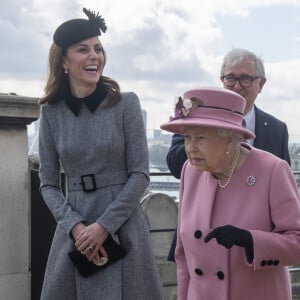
166, 48, 291, 261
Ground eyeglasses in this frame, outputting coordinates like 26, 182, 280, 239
221, 75, 261, 88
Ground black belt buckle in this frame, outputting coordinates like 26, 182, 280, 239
80, 174, 97, 192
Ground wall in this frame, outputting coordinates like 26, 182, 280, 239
0, 94, 39, 300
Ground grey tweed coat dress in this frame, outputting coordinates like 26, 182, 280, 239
38, 91, 164, 299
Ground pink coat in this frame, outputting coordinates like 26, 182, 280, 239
176, 146, 300, 300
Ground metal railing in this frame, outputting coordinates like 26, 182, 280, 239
290, 267, 300, 273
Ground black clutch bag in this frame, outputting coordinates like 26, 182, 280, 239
68, 235, 126, 277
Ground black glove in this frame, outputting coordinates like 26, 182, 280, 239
205, 225, 253, 262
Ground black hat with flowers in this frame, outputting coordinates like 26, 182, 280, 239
53, 8, 107, 48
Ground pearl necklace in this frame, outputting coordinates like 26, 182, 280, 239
218, 148, 240, 189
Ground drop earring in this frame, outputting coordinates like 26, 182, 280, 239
64, 69, 68, 74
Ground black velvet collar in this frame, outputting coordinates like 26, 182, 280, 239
65, 84, 107, 116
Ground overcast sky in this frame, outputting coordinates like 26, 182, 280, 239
2, 0, 300, 139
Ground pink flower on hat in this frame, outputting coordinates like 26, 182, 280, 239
169, 96, 202, 121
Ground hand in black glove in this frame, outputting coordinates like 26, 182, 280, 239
204, 225, 253, 262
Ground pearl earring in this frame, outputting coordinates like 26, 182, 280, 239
225, 151, 229, 155
64, 69, 68, 74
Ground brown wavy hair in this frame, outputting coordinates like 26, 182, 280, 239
39, 43, 121, 106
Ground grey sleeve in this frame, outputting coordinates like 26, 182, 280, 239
38, 106, 85, 235
97, 92, 150, 234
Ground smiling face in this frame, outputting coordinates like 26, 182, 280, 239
183, 126, 233, 176
63, 36, 105, 96
221, 58, 266, 114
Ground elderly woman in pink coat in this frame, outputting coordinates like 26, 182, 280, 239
160, 87, 300, 300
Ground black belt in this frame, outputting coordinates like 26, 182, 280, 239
67, 172, 128, 193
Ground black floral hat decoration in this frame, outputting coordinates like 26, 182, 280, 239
53, 8, 107, 48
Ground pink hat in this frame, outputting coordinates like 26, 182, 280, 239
160, 87, 255, 140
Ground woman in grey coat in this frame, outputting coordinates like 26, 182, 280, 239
38, 8, 164, 300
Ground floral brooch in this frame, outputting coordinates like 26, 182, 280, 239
169, 96, 203, 121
